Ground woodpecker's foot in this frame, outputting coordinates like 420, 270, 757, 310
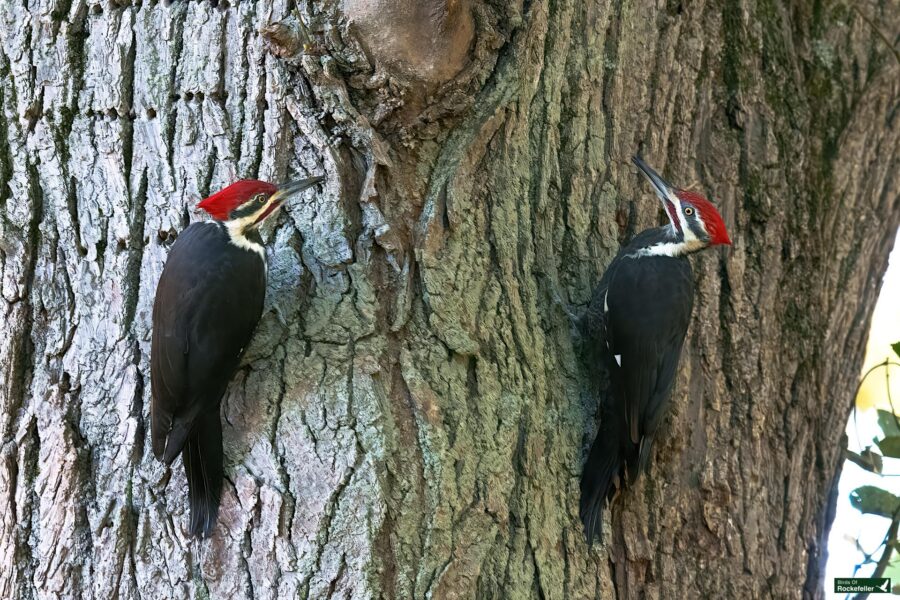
609, 478, 622, 505
550, 286, 581, 337
536, 272, 582, 332
273, 305, 288, 328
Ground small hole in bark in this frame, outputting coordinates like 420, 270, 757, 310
262, 100, 269, 111
209, 0, 218, 7
184, 92, 195, 102
107, 108, 119, 120
195, 91, 204, 102
157, 230, 169, 242
117, 239, 127, 251
171, 93, 181, 102
91, 4, 102, 15
146, 107, 157, 119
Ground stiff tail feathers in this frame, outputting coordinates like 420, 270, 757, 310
635, 433, 656, 482
579, 434, 623, 546
181, 411, 224, 538
152, 405, 194, 466
150, 406, 174, 462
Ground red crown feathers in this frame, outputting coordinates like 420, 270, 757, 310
197, 180, 277, 221
676, 190, 731, 246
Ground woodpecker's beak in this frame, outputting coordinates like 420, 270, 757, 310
632, 155, 674, 200
253, 176, 325, 225
632, 155, 684, 232
272, 175, 326, 202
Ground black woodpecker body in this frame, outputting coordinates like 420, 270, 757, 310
151, 176, 322, 538
579, 156, 731, 545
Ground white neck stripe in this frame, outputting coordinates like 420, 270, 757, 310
668, 192, 699, 243
225, 222, 265, 260
220, 201, 279, 262
628, 238, 704, 258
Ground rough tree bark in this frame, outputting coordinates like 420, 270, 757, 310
0, 0, 898, 598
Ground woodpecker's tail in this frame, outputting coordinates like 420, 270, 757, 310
579, 421, 623, 546
181, 410, 223, 538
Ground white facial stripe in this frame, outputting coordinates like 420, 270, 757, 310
668, 192, 697, 242
223, 199, 281, 262
225, 222, 265, 260
661, 201, 677, 228
694, 210, 709, 237
628, 238, 704, 258
650, 187, 678, 231
230, 198, 282, 229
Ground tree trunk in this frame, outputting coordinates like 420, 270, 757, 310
1, 1, 898, 598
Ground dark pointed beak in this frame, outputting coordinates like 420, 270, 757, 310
252, 176, 325, 225
274, 175, 325, 201
632, 155, 674, 200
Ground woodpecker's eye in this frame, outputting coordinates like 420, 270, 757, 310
256, 195, 266, 205
684, 207, 695, 216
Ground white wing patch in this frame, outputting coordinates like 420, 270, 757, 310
614, 354, 622, 366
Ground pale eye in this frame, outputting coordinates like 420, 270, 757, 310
684, 206, 695, 216
257, 195, 266, 204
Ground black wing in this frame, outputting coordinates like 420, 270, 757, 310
150, 222, 266, 463
605, 254, 693, 480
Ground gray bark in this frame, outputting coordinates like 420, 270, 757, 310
0, 1, 898, 599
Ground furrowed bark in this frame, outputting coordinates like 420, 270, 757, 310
0, 1, 897, 599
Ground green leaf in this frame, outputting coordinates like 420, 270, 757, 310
892, 341, 900, 359
879, 436, 900, 459
850, 486, 900, 518
878, 409, 900, 438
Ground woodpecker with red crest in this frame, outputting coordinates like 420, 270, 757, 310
579, 156, 731, 544
151, 176, 323, 538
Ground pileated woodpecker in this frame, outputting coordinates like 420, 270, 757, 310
151, 176, 323, 538
579, 156, 730, 544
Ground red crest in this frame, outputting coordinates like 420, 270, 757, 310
197, 180, 277, 221
676, 190, 731, 246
